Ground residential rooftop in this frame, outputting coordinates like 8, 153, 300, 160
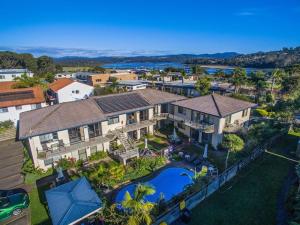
19, 88, 186, 139
172, 93, 256, 117
0, 81, 45, 108
48, 78, 75, 92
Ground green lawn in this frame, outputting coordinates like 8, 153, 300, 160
189, 135, 297, 225
29, 186, 51, 225
25, 170, 53, 225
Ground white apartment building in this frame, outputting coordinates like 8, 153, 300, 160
46, 78, 94, 104
0, 82, 46, 124
0, 69, 34, 82
171, 94, 256, 148
19, 89, 185, 170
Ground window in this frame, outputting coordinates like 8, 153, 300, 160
178, 122, 185, 130
44, 158, 54, 166
39, 132, 58, 144
0, 107, 8, 113
108, 116, 119, 125
242, 109, 248, 117
90, 146, 97, 155
15, 105, 22, 110
178, 106, 186, 115
78, 149, 87, 161
76, 90, 79, 94
31, 103, 42, 110
0, 75, 5, 79
96, 79, 102, 82
12, 75, 16, 78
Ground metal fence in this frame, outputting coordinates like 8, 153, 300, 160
154, 146, 265, 225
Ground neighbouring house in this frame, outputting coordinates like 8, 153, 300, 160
87, 72, 138, 87
0, 81, 46, 124
45, 177, 102, 225
46, 78, 94, 104
19, 89, 185, 170
55, 72, 75, 79
117, 80, 147, 91
171, 93, 256, 148
0, 69, 34, 82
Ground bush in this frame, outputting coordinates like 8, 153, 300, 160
89, 151, 108, 161
221, 134, 244, 152
255, 109, 270, 117
0, 120, 14, 133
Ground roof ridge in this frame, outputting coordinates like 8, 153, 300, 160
211, 94, 222, 117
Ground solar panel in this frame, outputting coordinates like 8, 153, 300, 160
0, 90, 35, 102
95, 93, 150, 113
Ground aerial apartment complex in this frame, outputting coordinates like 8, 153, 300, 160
19, 89, 255, 170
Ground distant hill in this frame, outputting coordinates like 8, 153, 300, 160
186, 47, 300, 68
54, 52, 240, 67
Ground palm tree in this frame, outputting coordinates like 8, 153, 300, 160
232, 67, 247, 93
270, 68, 284, 93
181, 167, 207, 183
13, 73, 46, 89
122, 184, 156, 225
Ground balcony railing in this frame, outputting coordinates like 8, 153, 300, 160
168, 114, 215, 133
37, 135, 113, 159
223, 122, 244, 133
110, 147, 139, 161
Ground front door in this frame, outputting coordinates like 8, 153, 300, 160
202, 132, 212, 144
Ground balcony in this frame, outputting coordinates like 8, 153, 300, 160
109, 147, 139, 165
116, 120, 156, 133
223, 120, 244, 133
37, 135, 113, 159
168, 114, 215, 133
153, 113, 169, 120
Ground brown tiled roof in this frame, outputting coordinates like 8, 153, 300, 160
19, 88, 185, 139
136, 88, 186, 104
0, 82, 45, 108
49, 78, 74, 92
172, 94, 256, 117
19, 99, 106, 138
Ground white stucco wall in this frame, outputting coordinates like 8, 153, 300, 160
0, 102, 47, 124
56, 82, 94, 103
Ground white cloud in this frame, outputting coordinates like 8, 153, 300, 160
235, 11, 255, 16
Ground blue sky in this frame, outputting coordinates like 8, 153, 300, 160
0, 0, 300, 56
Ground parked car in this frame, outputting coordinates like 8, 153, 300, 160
0, 189, 29, 222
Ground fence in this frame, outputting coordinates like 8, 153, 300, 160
154, 145, 267, 225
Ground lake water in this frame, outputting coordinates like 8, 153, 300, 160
103, 62, 266, 75
115, 167, 193, 204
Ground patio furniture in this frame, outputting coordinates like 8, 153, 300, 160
178, 152, 184, 157
184, 154, 190, 160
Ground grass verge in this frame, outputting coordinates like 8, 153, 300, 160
189, 135, 297, 225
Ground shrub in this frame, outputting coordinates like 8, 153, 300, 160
221, 134, 244, 152
89, 151, 108, 161
255, 108, 270, 117
0, 120, 14, 134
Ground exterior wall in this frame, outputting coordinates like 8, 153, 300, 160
87, 73, 138, 86
101, 114, 127, 135
0, 70, 33, 82
0, 102, 47, 124
87, 74, 111, 86
56, 82, 94, 103
57, 130, 70, 146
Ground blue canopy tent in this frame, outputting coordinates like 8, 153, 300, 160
45, 177, 102, 225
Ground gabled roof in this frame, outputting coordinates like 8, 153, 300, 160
172, 93, 256, 117
0, 81, 45, 108
19, 88, 185, 139
45, 177, 102, 225
19, 98, 105, 138
49, 78, 74, 92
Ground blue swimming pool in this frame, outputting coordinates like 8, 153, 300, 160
115, 167, 194, 203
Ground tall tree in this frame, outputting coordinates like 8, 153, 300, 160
250, 71, 267, 103
222, 134, 244, 170
13, 73, 46, 89
195, 77, 211, 96
270, 68, 284, 93
122, 184, 156, 225
232, 67, 247, 93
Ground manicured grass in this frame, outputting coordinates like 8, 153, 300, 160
189, 136, 296, 225
29, 186, 51, 225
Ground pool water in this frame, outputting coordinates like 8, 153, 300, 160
115, 167, 194, 203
